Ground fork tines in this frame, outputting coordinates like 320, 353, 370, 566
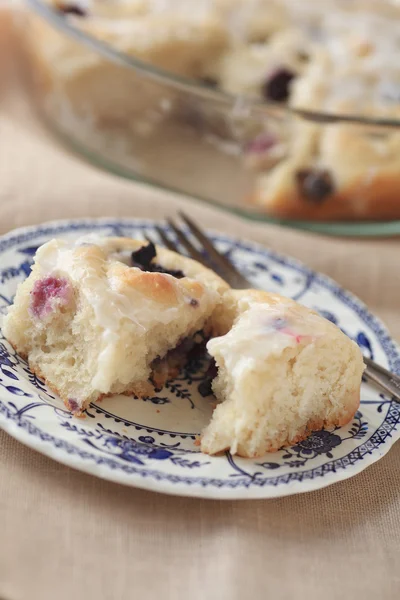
147, 212, 252, 289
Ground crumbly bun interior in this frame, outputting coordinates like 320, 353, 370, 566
201, 290, 364, 457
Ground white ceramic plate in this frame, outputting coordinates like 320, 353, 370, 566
0, 218, 398, 499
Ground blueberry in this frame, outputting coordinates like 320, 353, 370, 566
57, 3, 87, 17
295, 169, 335, 203
186, 340, 208, 362
131, 242, 157, 269
262, 68, 296, 102
68, 399, 79, 413
131, 242, 185, 278
30, 276, 72, 318
197, 359, 217, 397
273, 317, 287, 330
198, 379, 214, 397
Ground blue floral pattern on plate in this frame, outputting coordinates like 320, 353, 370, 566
0, 218, 398, 500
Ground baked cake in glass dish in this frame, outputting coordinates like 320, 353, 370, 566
21, 0, 400, 221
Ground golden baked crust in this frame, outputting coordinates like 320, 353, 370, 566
97, 236, 229, 295
251, 174, 400, 222
251, 123, 400, 221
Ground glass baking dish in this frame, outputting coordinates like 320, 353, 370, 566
18, 0, 400, 236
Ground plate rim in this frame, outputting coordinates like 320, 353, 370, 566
0, 216, 398, 500
1, 403, 398, 500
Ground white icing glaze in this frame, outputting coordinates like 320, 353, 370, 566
47, 0, 400, 115
207, 301, 325, 379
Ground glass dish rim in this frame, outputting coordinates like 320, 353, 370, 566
25, 0, 400, 129
23, 0, 400, 236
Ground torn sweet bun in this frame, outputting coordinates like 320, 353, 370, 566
201, 289, 365, 458
3, 236, 230, 414
3, 236, 365, 458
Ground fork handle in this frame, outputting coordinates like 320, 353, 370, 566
364, 357, 400, 403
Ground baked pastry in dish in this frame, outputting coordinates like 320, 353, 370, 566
201, 290, 364, 457
3, 236, 229, 414
23, 0, 400, 221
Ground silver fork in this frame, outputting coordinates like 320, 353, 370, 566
147, 211, 400, 403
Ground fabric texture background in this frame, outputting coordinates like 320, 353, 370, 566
0, 9, 399, 600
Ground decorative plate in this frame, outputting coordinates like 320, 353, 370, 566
0, 219, 398, 500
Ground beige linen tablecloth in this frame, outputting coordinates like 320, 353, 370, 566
1, 11, 400, 600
